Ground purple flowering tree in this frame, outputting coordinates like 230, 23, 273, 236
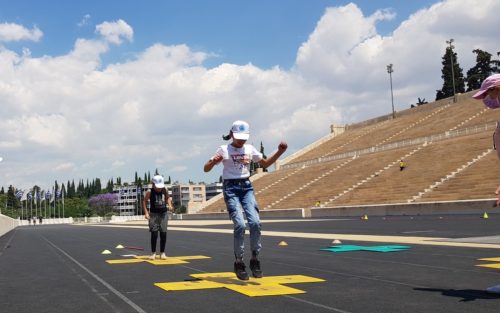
88, 193, 118, 216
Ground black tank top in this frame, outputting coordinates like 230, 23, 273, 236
149, 188, 168, 213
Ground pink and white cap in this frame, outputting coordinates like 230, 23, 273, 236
472, 74, 500, 109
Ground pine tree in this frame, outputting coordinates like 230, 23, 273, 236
260, 141, 268, 172
66, 180, 71, 198
436, 45, 465, 101
0, 187, 4, 195
466, 49, 494, 91
95, 178, 101, 193
7, 185, 17, 209
54, 180, 59, 197
134, 171, 138, 184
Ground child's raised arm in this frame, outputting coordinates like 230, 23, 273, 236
259, 142, 287, 169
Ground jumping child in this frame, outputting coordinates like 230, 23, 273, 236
204, 120, 288, 280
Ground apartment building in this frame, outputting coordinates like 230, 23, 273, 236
170, 183, 206, 214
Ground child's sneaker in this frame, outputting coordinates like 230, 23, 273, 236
160, 253, 167, 260
250, 259, 263, 278
148, 253, 156, 260
234, 261, 249, 280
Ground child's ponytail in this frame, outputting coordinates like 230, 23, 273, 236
222, 131, 232, 141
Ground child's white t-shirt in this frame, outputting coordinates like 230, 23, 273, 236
215, 144, 263, 179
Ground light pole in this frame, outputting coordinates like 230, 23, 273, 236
446, 38, 457, 103
387, 64, 395, 119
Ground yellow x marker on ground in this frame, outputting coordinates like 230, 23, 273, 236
155, 272, 325, 297
476, 257, 500, 269
106, 255, 211, 266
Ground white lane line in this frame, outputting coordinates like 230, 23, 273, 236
283, 295, 353, 313
41, 235, 147, 313
402, 230, 435, 234
78, 224, 500, 249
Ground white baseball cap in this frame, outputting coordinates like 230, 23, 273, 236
231, 120, 250, 140
152, 175, 165, 188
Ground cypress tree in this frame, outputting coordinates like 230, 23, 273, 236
436, 45, 465, 101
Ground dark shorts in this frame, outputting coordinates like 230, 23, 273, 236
148, 212, 168, 232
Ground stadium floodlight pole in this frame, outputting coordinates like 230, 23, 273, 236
446, 38, 457, 103
386, 64, 395, 119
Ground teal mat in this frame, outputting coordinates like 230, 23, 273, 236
320, 245, 411, 253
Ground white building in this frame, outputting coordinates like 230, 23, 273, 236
113, 185, 143, 216
170, 183, 206, 214
205, 182, 223, 201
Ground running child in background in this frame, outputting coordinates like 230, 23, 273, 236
143, 175, 174, 260
204, 120, 288, 280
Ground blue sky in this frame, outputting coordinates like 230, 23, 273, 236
1, 0, 437, 69
0, 0, 499, 191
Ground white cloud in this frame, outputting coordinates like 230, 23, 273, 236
0, 23, 42, 42
55, 162, 75, 171
1, 1, 499, 189
112, 160, 126, 168
295, 0, 500, 121
95, 19, 133, 44
78, 14, 91, 27
169, 166, 188, 173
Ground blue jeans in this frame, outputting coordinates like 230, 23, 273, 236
223, 179, 261, 259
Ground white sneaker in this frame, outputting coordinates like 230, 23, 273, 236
160, 253, 167, 260
148, 253, 156, 260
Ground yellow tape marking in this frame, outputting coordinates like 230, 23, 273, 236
155, 272, 325, 297
106, 255, 210, 265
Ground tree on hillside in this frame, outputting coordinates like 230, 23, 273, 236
436, 45, 465, 101
0, 187, 4, 195
466, 49, 495, 91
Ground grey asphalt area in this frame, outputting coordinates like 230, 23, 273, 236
2, 214, 500, 313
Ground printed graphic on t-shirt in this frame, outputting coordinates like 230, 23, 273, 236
154, 195, 166, 209
231, 153, 251, 173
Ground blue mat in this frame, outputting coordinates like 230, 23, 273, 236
320, 245, 411, 253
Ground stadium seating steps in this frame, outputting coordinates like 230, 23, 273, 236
200, 91, 500, 213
